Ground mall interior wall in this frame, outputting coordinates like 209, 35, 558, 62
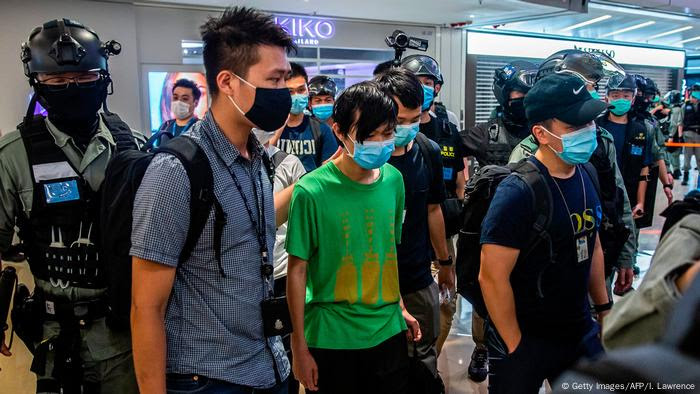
0, 0, 466, 135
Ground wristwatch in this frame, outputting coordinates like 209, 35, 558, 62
594, 301, 614, 313
438, 256, 453, 267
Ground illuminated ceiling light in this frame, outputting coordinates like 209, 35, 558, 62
676, 35, 700, 44
647, 26, 693, 40
600, 21, 655, 37
469, 14, 475, 18
559, 15, 612, 32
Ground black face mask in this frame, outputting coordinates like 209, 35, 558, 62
505, 97, 527, 125
35, 79, 108, 138
228, 74, 292, 131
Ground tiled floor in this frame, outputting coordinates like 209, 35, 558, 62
1, 168, 697, 393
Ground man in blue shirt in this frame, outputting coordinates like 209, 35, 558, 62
277, 63, 339, 172
151, 78, 201, 148
130, 7, 293, 393
479, 74, 610, 393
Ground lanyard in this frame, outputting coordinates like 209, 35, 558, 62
551, 166, 586, 236
203, 116, 274, 295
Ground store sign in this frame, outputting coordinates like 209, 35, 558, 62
274, 15, 335, 46
467, 32, 685, 68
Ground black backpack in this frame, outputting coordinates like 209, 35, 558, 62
455, 160, 553, 317
100, 136, 222, 329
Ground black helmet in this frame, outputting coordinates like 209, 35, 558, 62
637, 76, 657, 97
492, 61, 537, 107
308, 76, 338, 98
401, 54, 441, 81
536, 49, 625, 88
436, 73, 444, 86
690, 83, 700, 92
21, 18, 120, 82
607, 74, 637, 94
664, 90, 682, 106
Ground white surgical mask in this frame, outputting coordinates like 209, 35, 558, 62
171, 100, 191, 120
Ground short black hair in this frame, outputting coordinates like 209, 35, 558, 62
375, 68, 423, 110
200, 7, 296, 96
172, 79, 202, 102
288, 62, 308, 83
373, 60, 394, 76
333, 81, 398, 144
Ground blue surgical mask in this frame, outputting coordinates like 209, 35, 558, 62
290, 93, 309, 115
394, 122, 420, 147
692, 91, 700, 100
588, 90, 601, 100
422, 85, 434, 112
344, 137, 395, 170
609, 98, 632, 116
312, 103, 333, 121
544, 124, 598, 165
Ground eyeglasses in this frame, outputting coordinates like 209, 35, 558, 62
37, 72, 103, 91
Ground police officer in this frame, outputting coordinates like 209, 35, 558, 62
463, 61, 536, 167
307, 75, 337, 127
660, 90, 684, 179
680, 83, 700, 186
631, 76, 674, 210
0, 19, 143, 393
511, 50, 637, 298
402, 54, 466, 201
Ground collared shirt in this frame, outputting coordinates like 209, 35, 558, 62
130, 111, 290, 388
0, 114, 145, 361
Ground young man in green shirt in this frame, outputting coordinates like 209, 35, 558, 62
286, 81, 421, 393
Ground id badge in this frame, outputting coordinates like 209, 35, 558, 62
630, 145, 643, 156
43, 179, 80, 204
443, 167, 453, 180
576, 236, 589, 263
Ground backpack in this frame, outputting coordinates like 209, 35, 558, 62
455, 160, 552, 317
271, 149, 289, 169
455, 160, 602, 318
100, 136, 275, 330
414, 133, 463, 237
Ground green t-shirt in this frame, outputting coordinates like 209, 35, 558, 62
285, 161, 407, 350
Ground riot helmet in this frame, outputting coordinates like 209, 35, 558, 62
401, 54, 441, 81
493, 61, 537, 126
308, 76, 338, 98
536, 49, 625, 89
663, 90, 682, 106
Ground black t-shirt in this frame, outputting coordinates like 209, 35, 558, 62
419, 117, 465, 197
388, 139, 447, 295
480, 157, 602, 339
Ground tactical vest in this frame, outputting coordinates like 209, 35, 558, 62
423, 113, 462, 197
16, 113, 137, 289
683, 102, 700, 131
597, 115, 648, 206
480, 117, 526, 167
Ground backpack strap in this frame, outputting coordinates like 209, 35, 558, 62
156, 137, 221, 268
100, 112, 138, 152
414, 132, 436, 181
309, 117, 323, 167
144, 130, 174, 152
271, 150, 289, 169
581, 162, 602, 203
510, 159, 554, 298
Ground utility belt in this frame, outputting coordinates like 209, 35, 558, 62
13, 287, 109, 391
12, 286, 109, 354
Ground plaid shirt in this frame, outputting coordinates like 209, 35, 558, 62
130, 111, 289, 388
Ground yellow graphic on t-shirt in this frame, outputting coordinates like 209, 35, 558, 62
332, 209, 401, 305
335, 255, 358, 303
